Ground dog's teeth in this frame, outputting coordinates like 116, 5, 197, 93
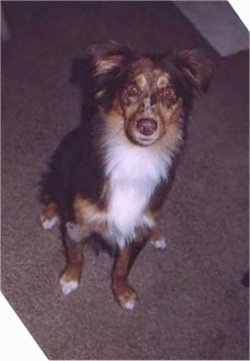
59, 279, 79, 296
151, 238, 167, 250
41, 216, 60, 230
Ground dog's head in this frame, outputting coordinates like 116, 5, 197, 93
84, 41, 212, 147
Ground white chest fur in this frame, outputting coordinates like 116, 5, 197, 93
104, 140, 172, 249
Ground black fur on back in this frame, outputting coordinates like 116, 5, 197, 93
39, 114, 106, 222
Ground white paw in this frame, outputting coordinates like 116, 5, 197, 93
41, 215, 60, 230
66, 222, 83, 243
121, 298, 137, 310
59, 278, 79, 296
151, 238, 167, 250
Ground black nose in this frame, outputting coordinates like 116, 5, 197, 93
137, 118, 157, 136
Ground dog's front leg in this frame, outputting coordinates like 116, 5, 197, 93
59, 222, 85, 296
112, 235, 147, 310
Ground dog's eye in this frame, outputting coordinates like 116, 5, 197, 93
160, 87, 175, 100
127, 83, 139, 97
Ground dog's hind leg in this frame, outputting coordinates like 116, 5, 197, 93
40, 201, 60, 230
59, 222, 85, 296
112, 235, 147, 310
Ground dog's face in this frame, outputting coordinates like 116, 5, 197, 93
119, 58, 182, 146
86, 42, 212, 147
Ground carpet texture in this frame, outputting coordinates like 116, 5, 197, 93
1, 2, 249, 360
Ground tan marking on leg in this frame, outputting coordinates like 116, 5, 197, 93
60, 242, 84, 296
112, 276, 138, 310
59, 194, 109, 296
112, 239, 147, 310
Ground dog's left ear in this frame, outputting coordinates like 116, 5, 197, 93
174, 49, 213, 93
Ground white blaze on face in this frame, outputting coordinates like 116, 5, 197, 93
143, 97, 151, 110
142, 97, 155, 118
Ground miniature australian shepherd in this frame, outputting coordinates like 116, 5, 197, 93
40, 41, 212, 310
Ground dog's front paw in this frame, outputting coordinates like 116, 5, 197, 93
112, 280, 138, 310
59, 271, 80, 296
60, 278, 79, 296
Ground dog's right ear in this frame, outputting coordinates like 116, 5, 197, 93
71, 41, 134, 106
88, 40, 134, 78
82, 41, 136, 104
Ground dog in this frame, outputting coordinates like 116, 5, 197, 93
40, 41, 212, 310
